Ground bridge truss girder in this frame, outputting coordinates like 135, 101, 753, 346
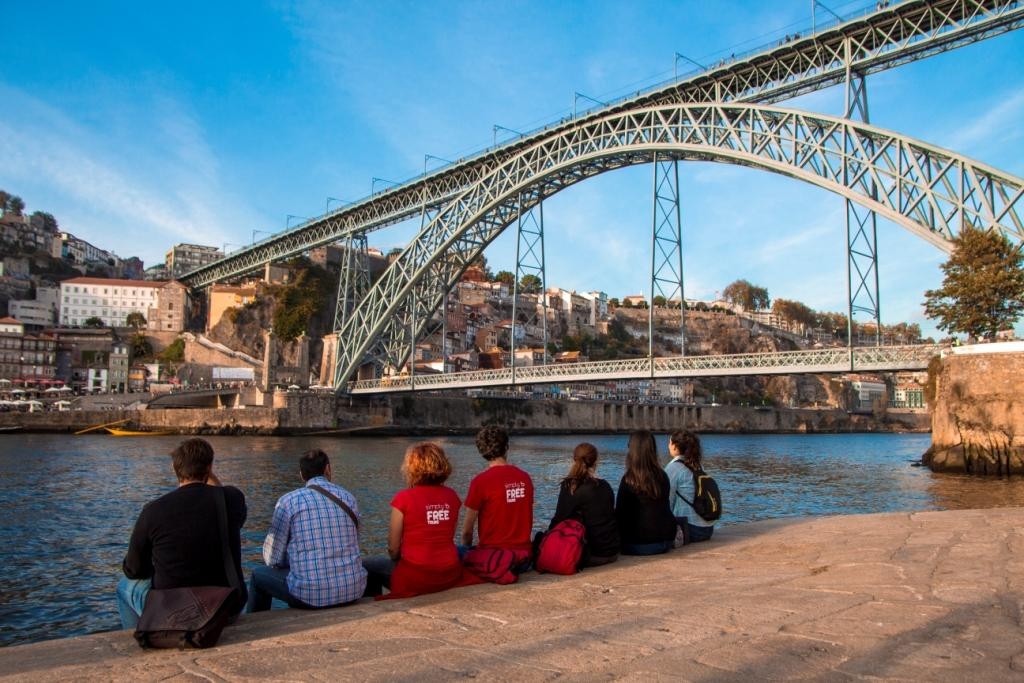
348, 344, 946, 394
333, 103, 1024, 388
511, 191, 548, 378
180, 0, 1024, 290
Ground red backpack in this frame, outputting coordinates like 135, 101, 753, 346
536, 519, 586, 575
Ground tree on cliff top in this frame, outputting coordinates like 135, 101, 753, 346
923, 226, 1024, 340
723, 279, 769, 311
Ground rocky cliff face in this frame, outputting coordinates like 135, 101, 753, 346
923, 349, 1024, 475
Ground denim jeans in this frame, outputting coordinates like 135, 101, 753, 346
621, 540, 673, 556
247, 565, 327, 612
362, 556, 396, 597
116, 576, 151, 630
687, 523, 714, 543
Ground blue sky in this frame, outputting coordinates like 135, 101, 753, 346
2, 1, 1022, 337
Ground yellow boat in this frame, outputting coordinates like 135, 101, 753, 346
105, 427, 174, 436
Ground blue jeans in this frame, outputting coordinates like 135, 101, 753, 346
248, 566, 320, 612
116, 577, 151, 630
621, 540, 673, 556
687, 523, 714, 543
362, 556, 396, 597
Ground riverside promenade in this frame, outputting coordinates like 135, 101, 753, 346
3, 507, 1022, 681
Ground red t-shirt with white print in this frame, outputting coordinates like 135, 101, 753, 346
465, 464, 534, 552
391, 485, 461, 569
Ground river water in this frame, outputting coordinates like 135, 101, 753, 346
2, 432, 1023, 647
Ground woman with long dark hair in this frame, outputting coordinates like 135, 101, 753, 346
666, 430, 715, 543
546, 442, 619, 567
615, 431, 677, 555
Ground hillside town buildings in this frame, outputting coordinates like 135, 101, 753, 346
58, 277, 188, 331
165, 243, 223, 278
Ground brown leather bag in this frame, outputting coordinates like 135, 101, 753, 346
133, 488, 241, 649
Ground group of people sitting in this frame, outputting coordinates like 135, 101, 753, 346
116, 426, 715, 630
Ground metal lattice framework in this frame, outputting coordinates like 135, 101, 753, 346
180, 0, 1024, 290
333, 102, 1024, 387
510, 193, 548, 378
650, 154, 685, 357
348, 344, 946, 394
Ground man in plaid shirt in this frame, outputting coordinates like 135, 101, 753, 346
248, 449, 367, 611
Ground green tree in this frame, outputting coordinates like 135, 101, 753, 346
772, 298, 816, 328
924, 226, 1024, 340
519, 274, 542, 293
130, 333, 153, 358
652, 295, 667, 307
29, 211, 58, 233
608, 297, 620, 307
84, 316, 104, 328
7, 195, 25, 215
494, 270, 515, 286
159, 338, 185, 363
723, 279, 770, 311
125, 312, 147, 330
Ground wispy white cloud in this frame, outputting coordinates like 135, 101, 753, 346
942, 87, 1024, 152
0, 84, 263, 264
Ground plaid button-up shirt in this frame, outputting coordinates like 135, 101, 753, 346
263, 477, 367, 606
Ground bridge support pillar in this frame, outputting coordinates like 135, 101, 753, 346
332, 232, 371, 389
843, 68, 882, 348
650, 153, 686, 375
511, 190, 548, 384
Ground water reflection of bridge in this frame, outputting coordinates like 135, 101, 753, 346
349, 345, 944, 394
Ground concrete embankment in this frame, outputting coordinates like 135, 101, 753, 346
924, 344, 1024, 475
0, 393, 927, 436
2, 507, 1021, 681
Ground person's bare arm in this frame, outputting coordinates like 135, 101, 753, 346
461, 507, 479, 547
387, 508, 404, 561
206, 470, 222, 486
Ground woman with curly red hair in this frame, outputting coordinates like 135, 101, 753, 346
363, 442, 481, 599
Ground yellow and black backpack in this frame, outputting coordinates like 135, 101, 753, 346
676, 468, 722, 522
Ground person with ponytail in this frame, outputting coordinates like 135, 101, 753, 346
615, 431, 677, 555
545, 442, 619, 567
666, 430, 715, 543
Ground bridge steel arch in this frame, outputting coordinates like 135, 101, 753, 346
180, 0, 1024, 290
333, 102, 1024, 388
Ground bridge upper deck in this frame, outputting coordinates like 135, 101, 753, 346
181, 0, 1024, 289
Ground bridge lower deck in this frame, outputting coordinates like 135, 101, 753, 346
348, 344, 944, 394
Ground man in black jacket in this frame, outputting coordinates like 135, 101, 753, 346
116, 438, 247, 629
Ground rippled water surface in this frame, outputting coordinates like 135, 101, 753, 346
2, 432, 1023, 647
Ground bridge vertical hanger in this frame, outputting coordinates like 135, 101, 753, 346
650, 152, 686, 377
332, 232, 370, 388
511, 189, 548, 384
843, 39, 882, 349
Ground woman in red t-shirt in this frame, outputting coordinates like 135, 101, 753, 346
363, 442, 482, 599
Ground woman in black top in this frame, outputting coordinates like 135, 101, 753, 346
616, 431, 677, 555
548, 442, 619, 567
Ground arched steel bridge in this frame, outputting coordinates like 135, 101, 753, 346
178, 0, 1024, 394
181, 0, 1024, 289
333, 101, 1022, 382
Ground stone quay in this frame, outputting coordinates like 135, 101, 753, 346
2, 507, 1022, 681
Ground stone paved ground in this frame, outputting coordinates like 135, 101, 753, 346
2, 507, 1022, 682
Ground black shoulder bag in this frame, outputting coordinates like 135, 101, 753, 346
309, 484, 360, 531
134, 487, 242, 649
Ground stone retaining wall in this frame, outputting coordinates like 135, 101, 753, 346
923, 347, 1024, 475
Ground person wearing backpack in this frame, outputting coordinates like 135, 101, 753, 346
666, 430, 719, 544
616, 431, 677, 555
544, 442, 619, 568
